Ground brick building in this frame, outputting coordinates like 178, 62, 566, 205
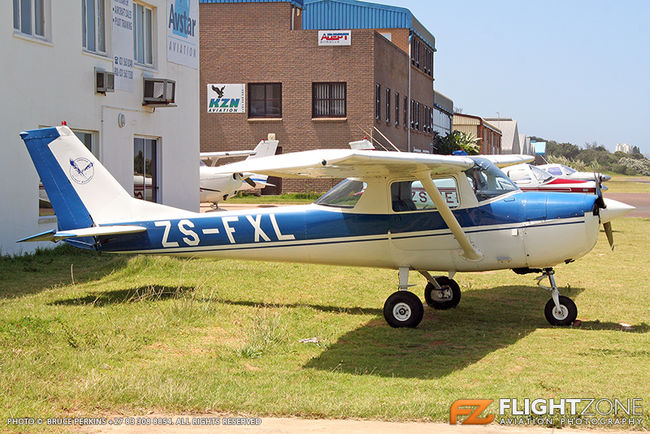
452, 113, 502, 155
199, 0, 438, 192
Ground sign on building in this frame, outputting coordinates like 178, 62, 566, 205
112, 0, 134, 91
207, 84, 245, 113
318, 30, 351, 46
167, 0, 199, 69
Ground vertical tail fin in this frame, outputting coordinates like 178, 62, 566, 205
247, 139, 278, 160
20, 126, 193, 230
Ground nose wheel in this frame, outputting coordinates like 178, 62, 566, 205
536, 268, 578, 326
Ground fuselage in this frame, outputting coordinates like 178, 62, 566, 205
94, 191, 601, 273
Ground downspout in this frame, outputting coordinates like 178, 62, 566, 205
407, 32, 412, 153
291, 6, 294, 30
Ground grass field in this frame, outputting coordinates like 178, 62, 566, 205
1, 183, 648, 431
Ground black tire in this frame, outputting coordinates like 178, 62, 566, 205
544, 296, 577, 326
383, 291, 424, 328
424, 277, 461, 310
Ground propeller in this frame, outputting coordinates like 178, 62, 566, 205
593, 173, 614, 250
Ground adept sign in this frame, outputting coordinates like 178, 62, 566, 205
318, 30, 351, 46
167, 0, 199, 69
207, 84, 245, 113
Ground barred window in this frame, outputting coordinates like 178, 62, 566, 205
385, 88, 391, 123
395, 92, 399, 127
375, 83, 381, 121
312, 82, 346, 118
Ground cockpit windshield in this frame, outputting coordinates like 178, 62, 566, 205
315, 179, 366, 208
530, 165, 554, 183
561, 164, 576, 175
466, 157, 519, 201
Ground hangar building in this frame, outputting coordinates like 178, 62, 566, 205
200, 0, 439, 192
1, 0, 200, 256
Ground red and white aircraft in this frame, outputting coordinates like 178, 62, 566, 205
503, 163, 601, 194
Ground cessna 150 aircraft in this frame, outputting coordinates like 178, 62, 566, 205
200, 138, 278, 204
18, 126, 634, 328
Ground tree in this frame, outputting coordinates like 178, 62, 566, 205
434, 130, 480, 155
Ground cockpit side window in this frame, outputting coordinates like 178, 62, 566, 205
466, 158, 519, 202
315, 179, 366, 208
391, 177, 459, 212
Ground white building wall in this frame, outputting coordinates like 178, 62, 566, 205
0, 1, 199, 255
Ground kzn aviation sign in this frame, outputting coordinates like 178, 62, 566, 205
318, 30, 351, 46
207, 84, 245, 113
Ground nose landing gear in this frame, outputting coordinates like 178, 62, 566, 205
536, 268, 577, 326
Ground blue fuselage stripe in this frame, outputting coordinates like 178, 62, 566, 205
97, 192, 597, 255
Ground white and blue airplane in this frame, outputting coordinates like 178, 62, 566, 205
200, 138, 278, 204
18, 126, 634, 328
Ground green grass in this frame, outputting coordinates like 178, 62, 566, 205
223, 192, 321, 204
1, 213, 648, 430
604, 175, 650, 194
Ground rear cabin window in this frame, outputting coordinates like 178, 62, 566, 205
391, 177, 459, 212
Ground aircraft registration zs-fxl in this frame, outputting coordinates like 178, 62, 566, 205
19, 126, 634, 328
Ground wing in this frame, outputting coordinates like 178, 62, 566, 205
200, 150, 257, 167
480, 154, 534, 168
209, 149, 475, 179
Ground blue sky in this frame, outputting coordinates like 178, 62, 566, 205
369, 0, 650, 154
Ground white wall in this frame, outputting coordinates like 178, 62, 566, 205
0, 1, 199, 255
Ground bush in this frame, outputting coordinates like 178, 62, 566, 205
616, 158, 650, 176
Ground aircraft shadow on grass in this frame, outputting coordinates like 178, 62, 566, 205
50, 285, 195, 307
0, 251, 131, 300
300, 285, 648, 379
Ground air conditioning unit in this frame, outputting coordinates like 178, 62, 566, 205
143, 78, 176, 106
95, 68, 115, 94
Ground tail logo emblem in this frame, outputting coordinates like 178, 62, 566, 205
69, 158, 94, 184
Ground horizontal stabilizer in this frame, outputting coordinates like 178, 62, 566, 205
18, 225, 147, 243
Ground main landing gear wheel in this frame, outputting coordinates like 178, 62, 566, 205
424, 277, 461, 310
544, 296, 577, 326
383, 291, 424, 328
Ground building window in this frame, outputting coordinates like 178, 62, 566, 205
385, 88, 391, 123
395, 92, 399, 127
375, 83, 381, 121
403, 96, 407, 128
134, 137, 159, 202
13, 0, 47, 39
82, 0, 106, 53
415, 102, 420, 130
133, 2, 153, 66
249, 83, 282, 118
312, 82, 346, 118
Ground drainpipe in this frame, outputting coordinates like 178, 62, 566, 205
291, 6, 294, 30
407, 32, 412, 153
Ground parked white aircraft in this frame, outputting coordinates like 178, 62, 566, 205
503, 163, 601, 194
200, 139, 278, 203
19, 127, 634, 328
538, 163, 611, 182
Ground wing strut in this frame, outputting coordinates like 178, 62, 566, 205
416, 173, 482, 261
